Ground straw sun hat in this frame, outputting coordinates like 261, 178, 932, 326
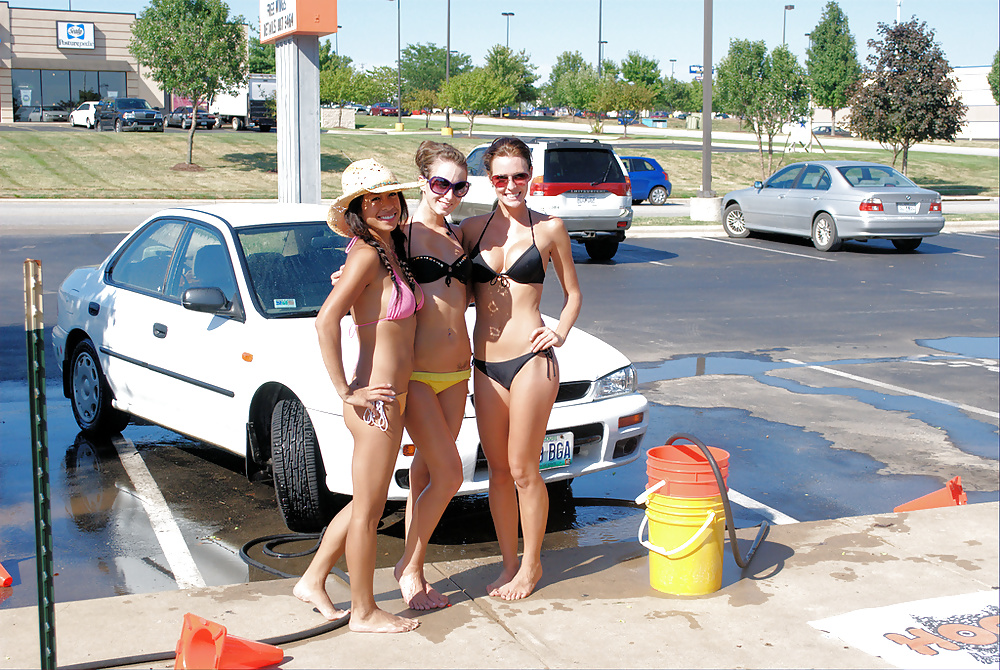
327, 159, 419, 236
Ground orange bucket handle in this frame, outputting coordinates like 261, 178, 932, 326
635, 479, 667, 506
637, 510, 716, 558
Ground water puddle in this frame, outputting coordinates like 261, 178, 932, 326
917, 336, 1000, 359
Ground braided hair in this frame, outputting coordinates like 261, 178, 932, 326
344, 192, 418, 292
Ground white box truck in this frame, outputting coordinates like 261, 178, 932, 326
211, 74, 277, 131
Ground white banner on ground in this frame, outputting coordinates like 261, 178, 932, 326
810, 591, 999, 669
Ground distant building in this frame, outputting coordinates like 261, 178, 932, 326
0, 2, 166, 122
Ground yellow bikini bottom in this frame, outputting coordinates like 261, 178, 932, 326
410, 368, 472, 395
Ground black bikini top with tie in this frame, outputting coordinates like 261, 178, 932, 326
471, 210, 546, 286
406, 220, 471, 287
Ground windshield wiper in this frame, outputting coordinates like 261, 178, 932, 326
592, 156, 614, 186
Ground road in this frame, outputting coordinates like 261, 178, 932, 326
0, 202, 997, 609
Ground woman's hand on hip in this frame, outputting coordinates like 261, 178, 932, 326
343, 381, 396, 409
529, 326, 564, 352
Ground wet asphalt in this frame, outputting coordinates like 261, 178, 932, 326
0, 207, 997, 610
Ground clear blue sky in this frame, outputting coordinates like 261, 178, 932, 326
15, 0, 1000, 81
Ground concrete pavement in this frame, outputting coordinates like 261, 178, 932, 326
1, 502, 996, 669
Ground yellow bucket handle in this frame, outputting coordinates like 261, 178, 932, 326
634, 479, 667, 506
637, 509, 716, 558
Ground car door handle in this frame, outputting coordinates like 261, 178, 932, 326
88, 301, 100, 316
153, 323, 168, 339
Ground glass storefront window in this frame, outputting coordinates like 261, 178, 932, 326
11, 69, 41, 121
10, 70, 131, 120
98, 72, 126, 101
70, 71, 101, 105
41, 70, 71, 108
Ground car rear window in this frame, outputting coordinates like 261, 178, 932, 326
837, 165, 916, 188
543, 148, 625, 183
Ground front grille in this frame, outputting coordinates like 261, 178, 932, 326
473, 422, 605, 478
556, 381, 591, 403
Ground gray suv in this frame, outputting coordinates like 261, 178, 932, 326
451, 138, 633, 261
95, 97, 164, 133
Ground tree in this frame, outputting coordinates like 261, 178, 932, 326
543, 50, 589, 107
848, 19, 966, 174
555, 67, 598, 116
130, 0, 246, 165
319, 39, 353, 73
399, 42, 472, 98
661, 77, 690, 112
248, 28, 274, 74
404, 89, 438, 128
621, 51, 661, 89
484, 45, 539, 105
613, 81, 656, 136
806, 1, 860, 127
989, 50, 1000, 105
438, 68, 515, 136
716, 39, 810, 178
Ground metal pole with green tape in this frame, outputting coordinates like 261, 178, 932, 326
24, 259, 56, 670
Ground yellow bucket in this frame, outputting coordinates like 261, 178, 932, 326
637, 493, 725, 596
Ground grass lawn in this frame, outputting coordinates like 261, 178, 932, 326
1, 125, 996, 200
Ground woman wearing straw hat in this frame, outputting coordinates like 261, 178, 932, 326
460, 137, 582, 601
294, 158, 422, 633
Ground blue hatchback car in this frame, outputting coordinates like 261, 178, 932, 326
622, 156, 672, 205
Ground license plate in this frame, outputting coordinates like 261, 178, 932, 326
898, 204, 918, 214
576, 194, 598, 206
540, 432, 573, 470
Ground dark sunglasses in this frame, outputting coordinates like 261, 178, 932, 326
427, 176, 471, 197
489, 172, 530, 188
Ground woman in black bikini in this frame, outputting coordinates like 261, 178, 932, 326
393, 141, 473, 611
461, 136, 582, 600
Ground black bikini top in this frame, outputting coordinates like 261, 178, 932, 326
406, 219, 471, 287
471, 210, 545, 286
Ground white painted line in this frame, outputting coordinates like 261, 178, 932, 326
112, 436, 207, 589
954, 252, 985, 258
783, 359, 1000, 420
649, 261, 672, 267
728, 488, 800, 525
701, 236, 837, 261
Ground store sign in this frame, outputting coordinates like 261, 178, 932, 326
56, 21, 95, 50
259, 0, 336, 44
260, 0, 296, 43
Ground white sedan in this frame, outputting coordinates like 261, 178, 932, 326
69, 101, 99, 129
53, 204, 649, 532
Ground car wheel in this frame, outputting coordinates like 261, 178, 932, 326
648, 186, 669, 206
95, 119, 104, 132
722, 203, 750, 238
114, 119, 122, 133
812, 213, 842, 252
231, 117, 243, 131
69, 340, 129, 435
584, 237, 619, 262
271, 398, 334, 533
891, 238, 922, 252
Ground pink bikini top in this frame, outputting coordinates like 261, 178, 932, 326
347, 237, 423, 329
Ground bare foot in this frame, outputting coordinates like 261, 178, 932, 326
349, 607, 419, 633
293, 580, 349, 621
396, 568, 435, 610
486, 565, 518, 597
493, 564, 542, 601
424, 582, 450, 608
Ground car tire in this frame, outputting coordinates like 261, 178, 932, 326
812, 213, 842, 252
891, 238, 922, 252
648, 186, 669, 206
95, 119, 104, 132
584, 237, 619, 262
631, 199, 643, 205
271, 398, 334, 533
723, 203, 750, 238
231, 117, 243, 131
69, 340, 129, 435
86, 118, 93, 129
114, 119, 122, 133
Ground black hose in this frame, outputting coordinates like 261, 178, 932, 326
664, 433, 770, 569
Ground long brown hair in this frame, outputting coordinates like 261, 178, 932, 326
414, 140, 467, 177
483, 136, 532, 173
344, 193, 417, 291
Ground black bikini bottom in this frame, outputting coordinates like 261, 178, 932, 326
473, 348, 555, 391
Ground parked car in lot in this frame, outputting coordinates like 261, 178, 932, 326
369, 102, 398, 116
95, 97, 164, 132
721, 161, 944, 252
165, 106, 217, 129
26, 105, 69, 122
813, 125, 852, 137
622, 156, 672, 205
69, 101, 99, 128
53, 203, 648, 531
450, 138, 633, 261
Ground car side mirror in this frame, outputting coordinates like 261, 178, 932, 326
182, 287, 245, 322
754, 181, 763, 190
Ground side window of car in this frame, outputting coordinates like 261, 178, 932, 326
108, 220, 185, 295
165, 226, 238, 303
467, 147, 486, 177
638, 160, 653, 172
765, 165, 803, 189
796, 165, 831, 191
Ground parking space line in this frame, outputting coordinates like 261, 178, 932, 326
955, 253, 986, 258
701, 237, 837, 262
783, 358, 1000, 420
728, 489, 800, 525
112, 436, 207, 589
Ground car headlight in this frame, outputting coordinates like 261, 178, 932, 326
123, 111, 135, 119
594, 365, 637, 399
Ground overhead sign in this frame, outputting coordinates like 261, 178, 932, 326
56, 21, 95, 50
690, 65, 703, 74
259, 0, 337, 44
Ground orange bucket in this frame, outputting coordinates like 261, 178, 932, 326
645, 441, 730, 499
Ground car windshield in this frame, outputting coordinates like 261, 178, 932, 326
544, 148, 625, 183
236, 222, 348, 318
117, 99, 151, 110
837, 165, 916, 188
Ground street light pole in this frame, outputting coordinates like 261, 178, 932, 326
669, 58, 677, 79
597, 0, 603, 76
782, 4, 794, 45
335, 25, 342, 57
501, 12, 514, 48
444, 0, 451, 134
392, 0, 402, 126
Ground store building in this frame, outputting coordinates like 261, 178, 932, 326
0, 2, 164, 122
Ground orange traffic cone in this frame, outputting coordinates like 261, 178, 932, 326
894, 476, 968, 513
174, 613, 284, 670
0, 561, 12, 588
